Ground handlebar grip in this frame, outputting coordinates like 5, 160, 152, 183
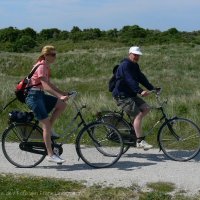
151, 87, 162, 94
68, 91, 78, 98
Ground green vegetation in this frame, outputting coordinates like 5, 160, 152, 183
147, 182, 175, 193
0, 28, 200, 200
0, 173, 84, 200
0, 43, 200, 147
0, 174, 199, 200
1, 25, 200, 52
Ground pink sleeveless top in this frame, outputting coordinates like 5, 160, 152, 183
30, 60, 50, 90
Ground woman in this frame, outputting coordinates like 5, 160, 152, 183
25, 45, 68, 163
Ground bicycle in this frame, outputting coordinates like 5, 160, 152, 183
97, 89, 200, 161
1, 91, 124, 168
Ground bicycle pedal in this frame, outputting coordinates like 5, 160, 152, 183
124, 142, 136, 147
51, 135, 60, 140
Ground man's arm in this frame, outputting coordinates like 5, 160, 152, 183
137, 71, 154, 91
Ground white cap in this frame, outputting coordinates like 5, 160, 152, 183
129, 46, 142, 55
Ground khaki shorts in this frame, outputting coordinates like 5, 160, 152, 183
115, 96, 149, 117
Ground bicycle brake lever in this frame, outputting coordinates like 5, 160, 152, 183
68, 91, 78, 98
154, 87, 162, 95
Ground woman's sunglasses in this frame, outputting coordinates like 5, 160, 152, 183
46, 53, 56, 57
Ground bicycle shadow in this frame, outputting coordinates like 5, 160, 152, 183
38, 157, 158, 172
38, 160, 157, 171
36, 153, 200, 172
123, 152, 170, 162
191, 152, 200, 161
37, 151, 200, 171
123, 148, 200, 162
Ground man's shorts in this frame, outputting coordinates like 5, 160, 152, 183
25, 90, 58, 121
114, 96, 148, 117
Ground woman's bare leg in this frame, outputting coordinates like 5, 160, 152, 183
40, 118, 53, 156
49, 100, 66, 127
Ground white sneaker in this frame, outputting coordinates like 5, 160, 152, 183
51, 130, 60, 139
46, 154, 65, 164
136, 140, 153, 150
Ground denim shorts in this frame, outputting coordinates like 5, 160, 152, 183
114, 96, 147, 117
25, 90, 58, 120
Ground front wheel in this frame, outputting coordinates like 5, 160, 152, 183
2, 122, 46, 168
76, 122, 124, 168
158, 117, 200, 161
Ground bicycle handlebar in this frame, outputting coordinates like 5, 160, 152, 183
68, 91, 78, 99
148, 87, 168, 109
149, 87, 162, 95
67, 91, 87, 111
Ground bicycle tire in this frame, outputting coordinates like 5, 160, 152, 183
76, 121, 124, 168
158, 117, 200, 161
2, 122, 46, 168
98, 113, 136, 154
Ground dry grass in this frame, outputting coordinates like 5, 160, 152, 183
0, 43, 200, 134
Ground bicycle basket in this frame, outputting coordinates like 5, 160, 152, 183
8, 110, 34, 124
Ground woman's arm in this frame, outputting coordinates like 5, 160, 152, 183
40, 77, 69, 101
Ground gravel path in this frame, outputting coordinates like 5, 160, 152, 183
0, 144, 200, 195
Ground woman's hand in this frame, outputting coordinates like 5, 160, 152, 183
60, 95, 69, 102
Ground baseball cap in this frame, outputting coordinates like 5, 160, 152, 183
129, 46, 142, 55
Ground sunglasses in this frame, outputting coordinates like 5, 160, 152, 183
46, 53, 56, 57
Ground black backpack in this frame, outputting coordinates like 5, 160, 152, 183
8, 110, 34, 124
108, 65, 121, 92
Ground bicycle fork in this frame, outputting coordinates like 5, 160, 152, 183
157, 116, 180, 151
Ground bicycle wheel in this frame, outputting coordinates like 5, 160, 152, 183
76, 122, 124, 168
2, 122, 46, 168
158, 117, 200, 161
99, 114, 136, 154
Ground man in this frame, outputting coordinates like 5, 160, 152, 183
112, 46, 155, 150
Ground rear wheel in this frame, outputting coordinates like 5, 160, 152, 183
158, 117, 200, 161
99, 113, 136, 154
2, 122, 46, 168
76, 122, 123, 168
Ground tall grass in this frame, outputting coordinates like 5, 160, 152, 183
0, 43, 199, 137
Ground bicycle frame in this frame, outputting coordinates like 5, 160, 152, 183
147, 92, 182, 143
54, 97, 90, 144
20, 93, 89, 146
99, 90, 177, 142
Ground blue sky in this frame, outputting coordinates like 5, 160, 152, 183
0, 0, 200, 32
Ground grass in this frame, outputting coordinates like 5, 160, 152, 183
147, 182, 175, 193
0, 43, 200, 145
0, 174, 199, 200
0, 43, 200, 199
0, 173, 84, 200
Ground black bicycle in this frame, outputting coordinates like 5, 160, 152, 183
97, 89, 200, 161
1, 91, 124, 168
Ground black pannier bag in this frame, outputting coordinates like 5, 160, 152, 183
8, 110, 34, 124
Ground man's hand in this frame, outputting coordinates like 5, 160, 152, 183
140, 90, 149, 97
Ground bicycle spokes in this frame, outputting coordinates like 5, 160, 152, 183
159, 118, 200, 161
76, 122, 123, 168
